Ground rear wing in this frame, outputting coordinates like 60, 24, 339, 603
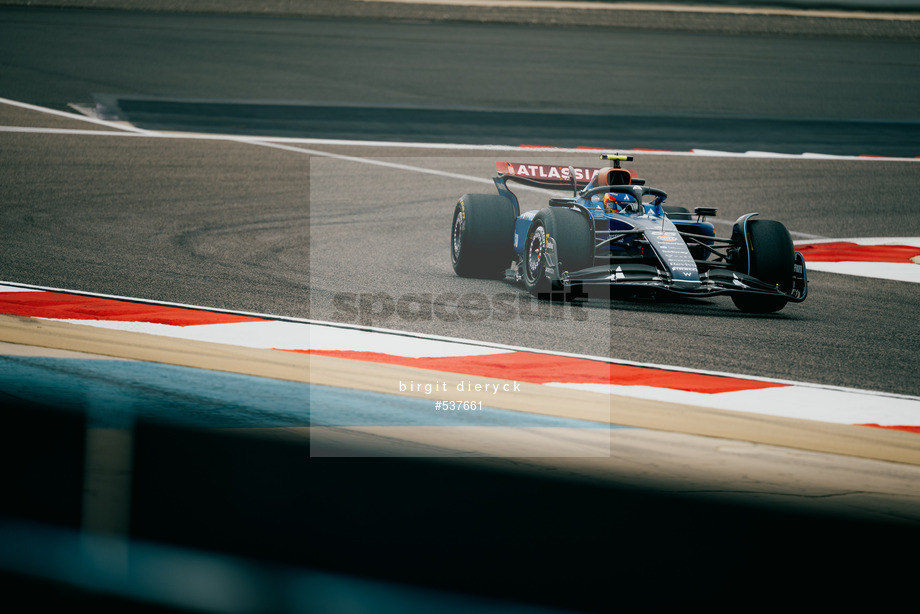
495, 161, 639, 190
495, 162, 599, 190
492, 157, 642, 217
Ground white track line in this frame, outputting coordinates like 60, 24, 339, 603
0, 126, 142, 137
2, 97, 919, 163
17, 97, 920, 259
0, 96, 151, 134
359, 0, 920, 21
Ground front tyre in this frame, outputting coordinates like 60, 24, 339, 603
522, 208, 593, 300
731, 219, 794, 313
451, 193, 515, 279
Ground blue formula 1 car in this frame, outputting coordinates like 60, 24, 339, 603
450, 154, 807, 313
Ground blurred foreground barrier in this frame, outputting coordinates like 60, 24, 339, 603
3, 401, 920, 611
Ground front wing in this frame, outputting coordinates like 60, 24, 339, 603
517, 251, 808, 302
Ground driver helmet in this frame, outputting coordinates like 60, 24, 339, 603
603, 192, 638, 213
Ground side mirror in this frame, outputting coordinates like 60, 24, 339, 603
694, 207, 718, 220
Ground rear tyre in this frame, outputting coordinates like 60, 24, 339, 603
731, 219, 794, 313
451, 194, 515, 279
522, 207, 593, 300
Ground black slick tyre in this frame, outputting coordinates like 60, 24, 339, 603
522, 207, 593, 300
731, 219, 794, 313
451, 193, 515, 279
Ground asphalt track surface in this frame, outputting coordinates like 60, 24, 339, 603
4, 6, 920, 154
2, 4, 920, 611
5, 113, 920, 395
2, 6, 919, 395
